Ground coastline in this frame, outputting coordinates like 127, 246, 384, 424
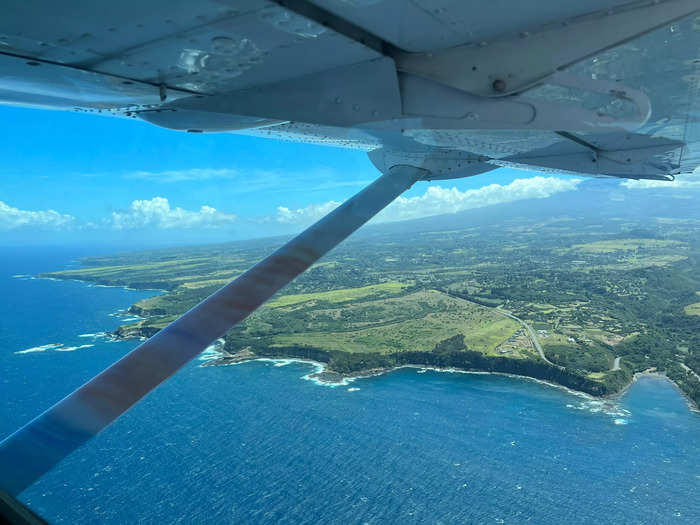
202, 351, 700, 412
203, 353, 601, 402
34, 273, 699, 413
614, 369, 700, 414
34, 274, 167, 294
34, 263, 700, 414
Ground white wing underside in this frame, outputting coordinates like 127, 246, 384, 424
1, 0, 700, 180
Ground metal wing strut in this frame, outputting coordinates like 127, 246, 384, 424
0, 165, 427, 496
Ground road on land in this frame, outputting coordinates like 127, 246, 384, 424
679, 362, 700, 382
496, 308, 556, 366
435, 286, 557, 367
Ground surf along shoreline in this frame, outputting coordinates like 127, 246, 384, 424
612, 368, 700, 413
200, 352, 653, 419
198, 344, 699, 412
32, 274, 698, 412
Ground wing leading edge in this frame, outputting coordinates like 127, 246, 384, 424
1, 0, 698, 178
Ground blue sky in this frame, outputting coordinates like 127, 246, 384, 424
1, 104, 692, 246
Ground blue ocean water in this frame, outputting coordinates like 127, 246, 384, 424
1, 247, 699, 524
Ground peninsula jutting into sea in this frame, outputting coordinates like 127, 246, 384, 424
40, 183, 700, 408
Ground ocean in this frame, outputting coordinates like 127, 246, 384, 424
1, 246, 698, 524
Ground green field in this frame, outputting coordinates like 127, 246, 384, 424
271, 290, 519, 354
40, 210, 700, 404
267, 282, 408, 308
684, 302, 700, 316
568, 239, 685, 253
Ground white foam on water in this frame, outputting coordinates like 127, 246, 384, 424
298, 361, 355, 387
15, 342, 97, 354
197, 338, 227, 362
347, 387, 360, 392
198, 348, 220, 361
55, 344, 94, 352
15, 343, 63, 354
78, 332, 108, 339
565, 398, 632, 424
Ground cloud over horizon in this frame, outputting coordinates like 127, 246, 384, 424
380, 176, 582, 223
0, 200, 75, 231
620, 172, 700, 190
1, 176, 583, 236
273, 200, 342, 224
268, 176, 582, 227
110, 197, 237, 230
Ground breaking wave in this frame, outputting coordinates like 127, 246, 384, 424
16, 342, 96, 355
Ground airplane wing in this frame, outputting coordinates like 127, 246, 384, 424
2, 0, 700, 500
1, 0, 699, 181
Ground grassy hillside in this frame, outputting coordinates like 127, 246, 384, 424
41, 190, 700, 405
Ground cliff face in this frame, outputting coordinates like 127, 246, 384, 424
128, 304, 167, 316
113, 330, 620, 397
232, 343, 619, 397
393, 350, 612, 396
113, 323, 160, 340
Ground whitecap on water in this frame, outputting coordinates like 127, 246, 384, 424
15, 343, 63, 354
55, 344, 94, 352
78, 332, 108, 339
197, 338, 227, 362
566, 398, 631, 424
347, 387, 360, 392
300, 362, 356, 387
16, 342, 95, 354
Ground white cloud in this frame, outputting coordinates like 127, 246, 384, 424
123, 168, 238, 183
0, 201, 75, 231
110, 197, 237, 230
1, 176, 581, 235
380, 176, 581, 222
620, 173, 700, 190
273, 201, 342, 224
267, 176, 581, 227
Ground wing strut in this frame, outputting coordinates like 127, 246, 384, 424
0, 164, 427, 496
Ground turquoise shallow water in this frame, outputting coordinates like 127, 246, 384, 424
2, 247, 699, 524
